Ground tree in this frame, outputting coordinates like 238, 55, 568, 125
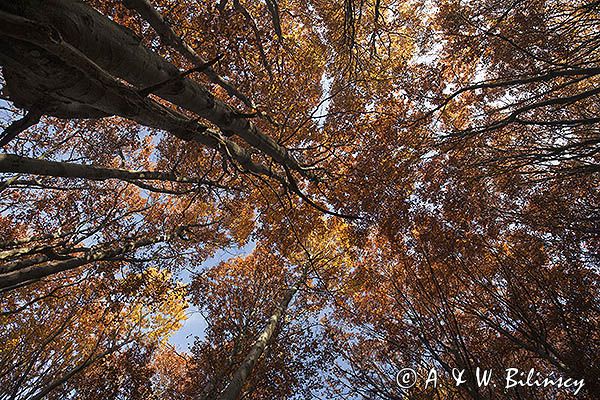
1, 267, 187, 400
1, 0, 598, 399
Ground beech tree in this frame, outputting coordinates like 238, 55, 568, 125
1, 0, 598, 399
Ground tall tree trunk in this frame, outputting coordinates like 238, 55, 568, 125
218, 270, 307, 400
0, 6, 352, 218
5, 0, 306, 175
0, 10, 282, 182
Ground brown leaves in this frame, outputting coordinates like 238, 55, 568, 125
1, 0, 599, 398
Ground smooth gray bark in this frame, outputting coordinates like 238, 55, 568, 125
0, 153, 222, 187
218, 273, 306, 400
0, 10, 280, 180
0, 5, 353, 218
24, 0, 306, 175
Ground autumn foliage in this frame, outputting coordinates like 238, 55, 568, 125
0, 0, 598, 399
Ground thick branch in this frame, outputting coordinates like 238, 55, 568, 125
121, 0, 256, 109
0, 153, 227, 188
0, 231, 170, 291
0, 109, 42, 147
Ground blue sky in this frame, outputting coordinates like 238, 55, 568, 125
169, 241, 256, 352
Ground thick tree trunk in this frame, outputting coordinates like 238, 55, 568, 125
12, 0, 305, 175
218, 273, 306, 400
0, 10, 279, 180
0, 5, 352, 217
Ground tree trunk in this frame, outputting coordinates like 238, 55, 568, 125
0, 9, 284, 182
7, 0, 306, 175
218, 272, 306, 400
0, 233, 169, 291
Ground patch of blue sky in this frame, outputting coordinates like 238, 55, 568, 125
169, 240, 256, 352
312, 73, 333, 130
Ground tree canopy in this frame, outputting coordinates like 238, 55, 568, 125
0, 0, 598, 399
